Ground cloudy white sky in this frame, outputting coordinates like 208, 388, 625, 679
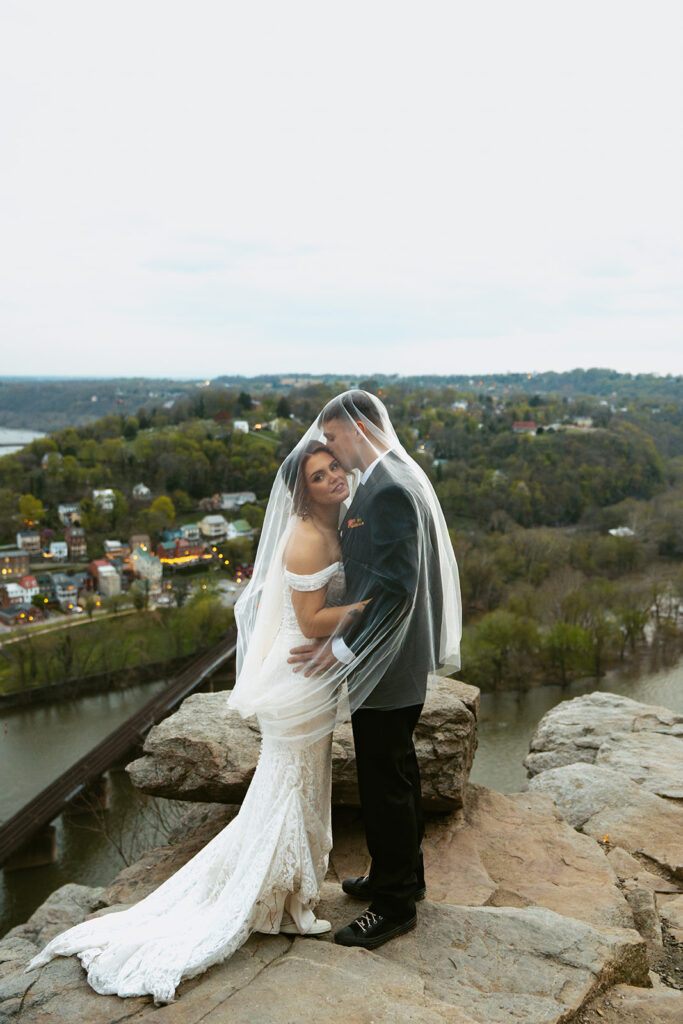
1, 0, 682, 378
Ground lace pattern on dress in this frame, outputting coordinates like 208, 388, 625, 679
284, 561, 341, 592
24, 562, 345, 1006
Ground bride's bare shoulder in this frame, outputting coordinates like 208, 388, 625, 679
284, 519, 331, 575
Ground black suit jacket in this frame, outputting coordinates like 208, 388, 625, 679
339, 452, 443, 709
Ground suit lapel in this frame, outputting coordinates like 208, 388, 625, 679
340, 455, 396, 546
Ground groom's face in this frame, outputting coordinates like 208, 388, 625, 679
322, 417, 362, 472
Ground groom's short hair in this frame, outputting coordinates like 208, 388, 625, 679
319, 390, 382, 429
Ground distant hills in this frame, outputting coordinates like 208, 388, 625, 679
0, 369, 680, 431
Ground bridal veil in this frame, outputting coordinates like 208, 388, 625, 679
228, 389, 461, 744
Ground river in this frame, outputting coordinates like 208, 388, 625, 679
0, 428, 45, 456
1, 657, 682, 937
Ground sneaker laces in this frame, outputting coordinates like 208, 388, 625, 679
356, 910, 380, 933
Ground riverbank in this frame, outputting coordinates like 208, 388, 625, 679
469, 649, 683, 794
0, 652, 198, 710
465, 627, 683, 695
0, 603, 235, 696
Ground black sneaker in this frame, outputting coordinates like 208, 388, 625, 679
341, 875, 426, 902
334, 908, 417, 949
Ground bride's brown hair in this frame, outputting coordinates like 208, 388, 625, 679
281, 441, 335, 519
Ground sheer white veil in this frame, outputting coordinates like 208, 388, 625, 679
227, 389, 461, 745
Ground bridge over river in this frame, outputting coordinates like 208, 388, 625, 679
0, 636, 236, 870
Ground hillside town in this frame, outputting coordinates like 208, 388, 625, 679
0, 488, 257, 628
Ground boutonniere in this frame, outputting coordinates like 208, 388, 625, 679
347, 516, 365, 529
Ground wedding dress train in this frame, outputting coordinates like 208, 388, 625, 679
24, 562, 344, 1004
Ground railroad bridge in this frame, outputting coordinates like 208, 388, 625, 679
0, 636, 236, 870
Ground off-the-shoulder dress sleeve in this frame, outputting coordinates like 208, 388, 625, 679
284, 561, 341, 592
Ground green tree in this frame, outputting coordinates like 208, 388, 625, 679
130, 580, 150, 611
0, 488, 18, 542
103, 591, 126, 614
239, 503, 265, 529
614, 584, 651, 656
110, 489, 129, 529
148, 495, 176, 534
172, 579, 192, 608
170, 489, 194, 514
18, 493, 45, 527
542, 622, 591, 685
276, 396, 291, 418
123, 416, 139, 440
464, 609, 538, 689
79, 496, 108, 534
224, 537, 254, 567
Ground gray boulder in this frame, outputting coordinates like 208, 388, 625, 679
3, 883, 108, 949
576, 982, 683, 1023
525, 692, 683, 801
127, 675, 480, 811
528, 763, 683, 880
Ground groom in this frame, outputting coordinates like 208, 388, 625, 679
289, 390, 442, 949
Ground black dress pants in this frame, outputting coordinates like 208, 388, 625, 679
351, 702, 425, 921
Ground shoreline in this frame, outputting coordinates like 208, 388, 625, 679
0, 651, 234, 711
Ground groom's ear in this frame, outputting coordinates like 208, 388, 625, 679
354, 420, 369, 437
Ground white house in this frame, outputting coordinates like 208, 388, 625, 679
57, 503, 80, 526
16, 531, 41, 555
180, 523, 202, 542
266, 418, 289, 433
51, 574, 81, 610
233, 420, 249, 434
0, 583, 25, 607
129, 547, 162, 590
132, 483, 151, 500
19, 574, 40, 600
49, 541, 68, 560
93, 489, 116, 511
220, 491, 256, 511
226, 519, 254, 540
97, 564, 121, 597
199, 514, 229, 541
103, 539, 129, 557
608, 526, 635, 538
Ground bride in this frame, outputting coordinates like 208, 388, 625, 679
24, 441, 366, 1005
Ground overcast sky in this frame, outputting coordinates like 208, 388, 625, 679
1, 0, 681, 379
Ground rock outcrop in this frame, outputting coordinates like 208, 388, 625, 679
127, 675, 480, 811
528, 763, 683, 881
420, 784, 635, 929
524, 692, 683, 801
2, 687, 682, 1022
0, 876, 650, 1024
525, 691, 683, 1004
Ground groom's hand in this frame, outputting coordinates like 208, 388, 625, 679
288, 638, 338, 677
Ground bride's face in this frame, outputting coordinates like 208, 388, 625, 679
304, 451, 350, 508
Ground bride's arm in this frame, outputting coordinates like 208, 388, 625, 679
291, 590, 368, 639
285, 523, 367, 639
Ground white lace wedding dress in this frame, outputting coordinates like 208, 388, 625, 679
25, 562, 345, 1005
